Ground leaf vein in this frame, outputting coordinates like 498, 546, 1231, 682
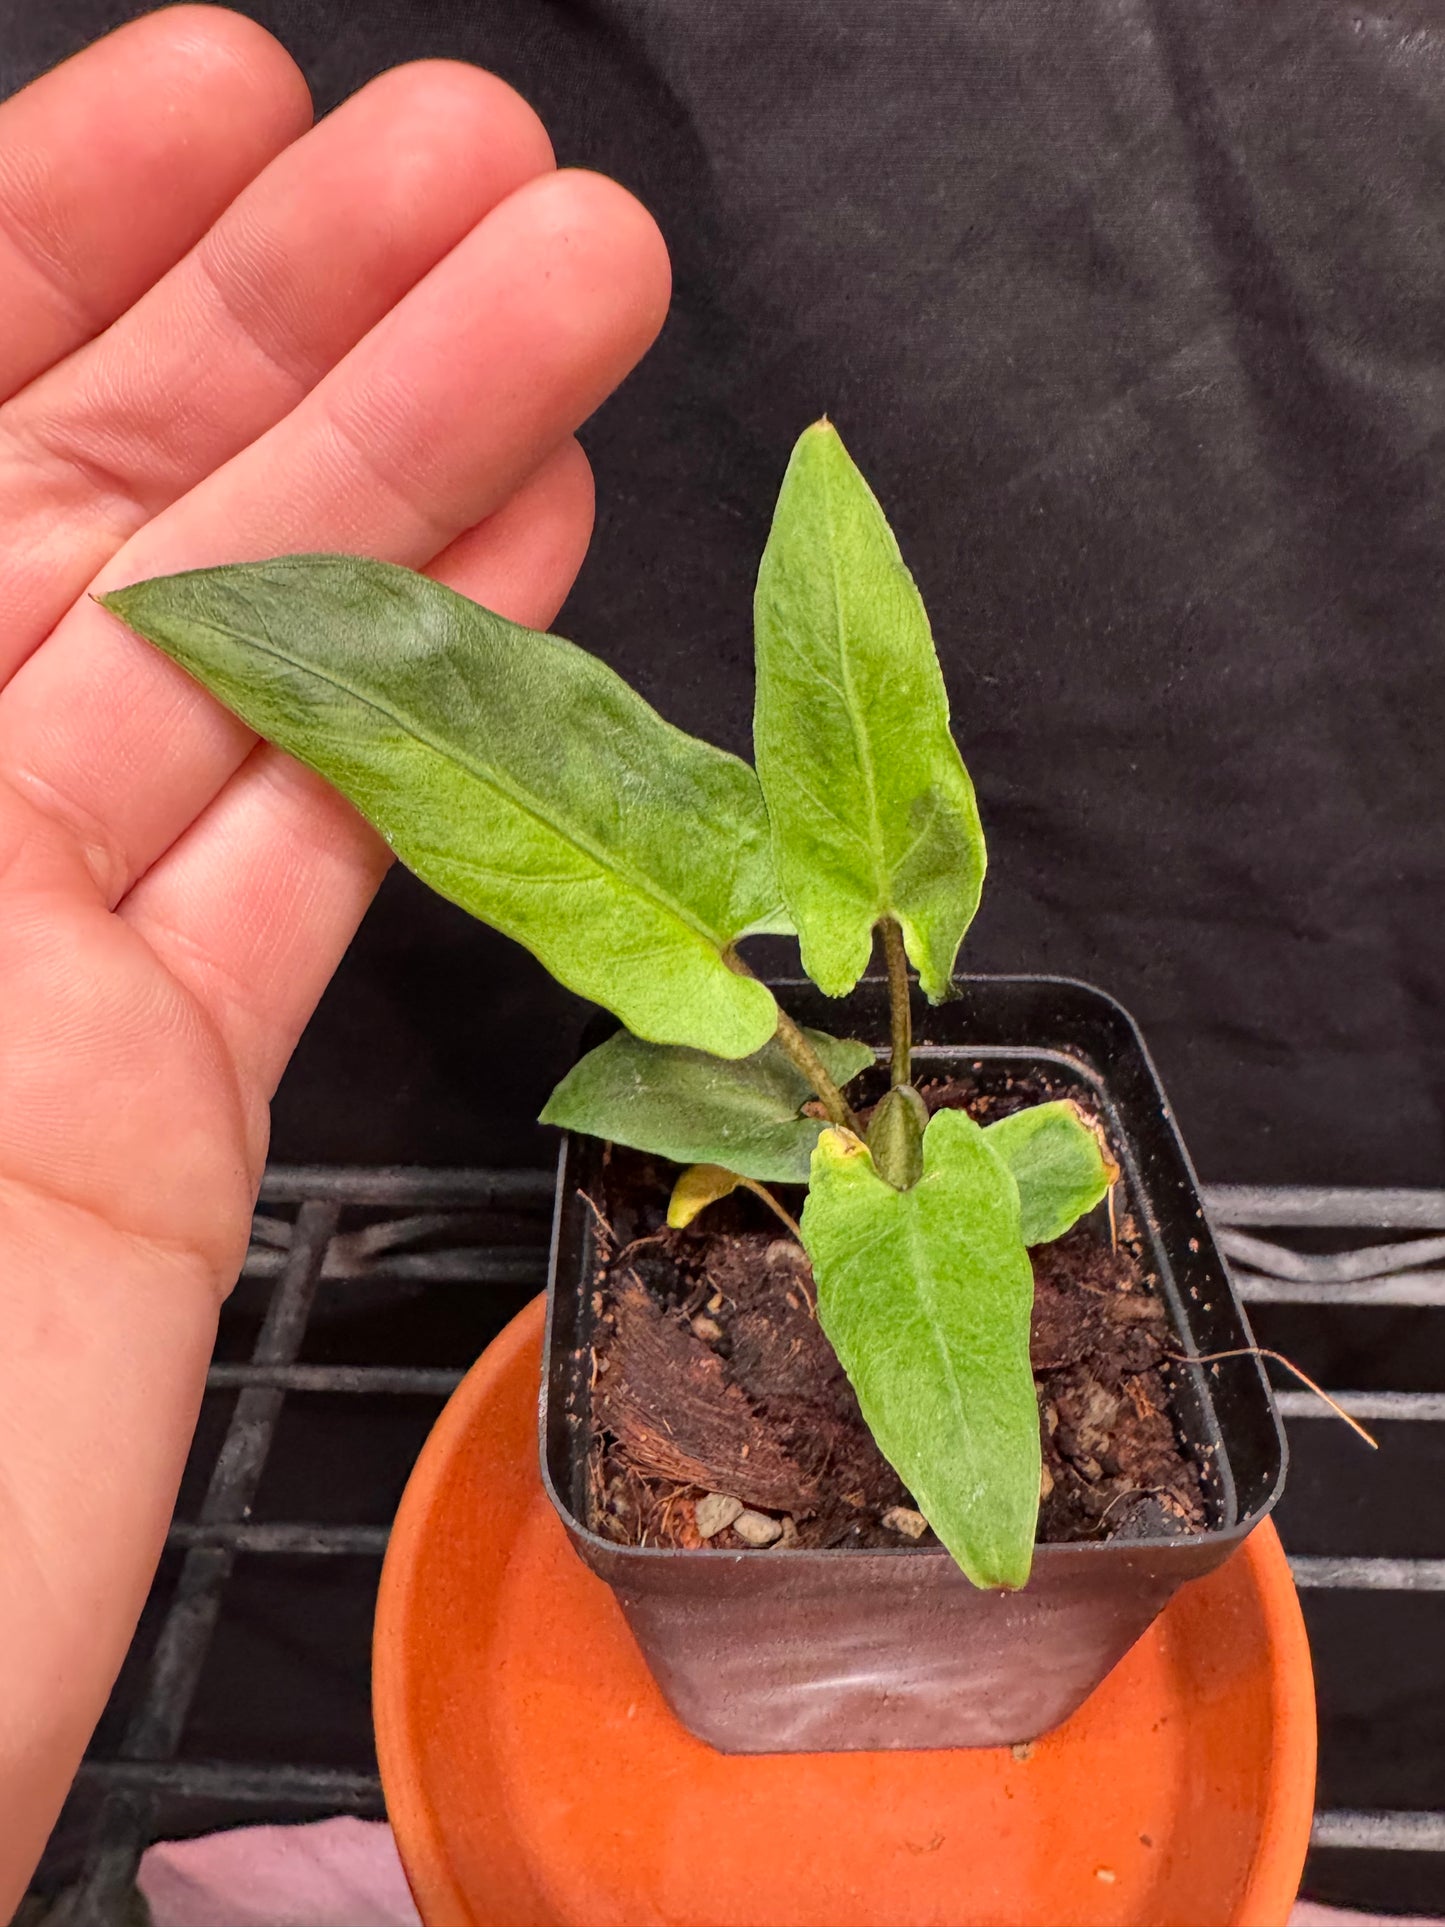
185, 613, 735, 954
821, 455, 888, 904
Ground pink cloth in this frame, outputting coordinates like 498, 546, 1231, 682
138, 1818, 420, 1927
1291, 1910, 1441, 1927
137, 1818, 1438, 1927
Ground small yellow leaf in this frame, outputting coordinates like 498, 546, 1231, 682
667, 1163, 744, 1229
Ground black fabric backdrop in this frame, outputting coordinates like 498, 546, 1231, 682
5, 0, 1444, 1184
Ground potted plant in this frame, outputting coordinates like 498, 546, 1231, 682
102, 421, 1286, 1756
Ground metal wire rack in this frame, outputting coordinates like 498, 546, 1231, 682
25, 1171, 1445, 1923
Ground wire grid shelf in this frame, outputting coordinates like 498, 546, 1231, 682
27, 1171, 1445, 1923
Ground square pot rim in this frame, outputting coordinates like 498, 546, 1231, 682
538, 968, 1288, 1571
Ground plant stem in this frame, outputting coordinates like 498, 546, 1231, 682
881, 916, 911, 1087
723, 946, 863, 1133
739, 1178, 804, 1242
773, 1006, 863, 1133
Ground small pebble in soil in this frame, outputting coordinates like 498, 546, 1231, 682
733, 1510, 783, 1547
882, 1506, 929, 1540
695, 1493, 743, 1540
690, 1314, 723, 1342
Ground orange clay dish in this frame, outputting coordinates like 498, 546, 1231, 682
374, 1297, 1316, 1927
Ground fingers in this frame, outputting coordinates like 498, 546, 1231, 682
119, 439, 594, 1098
0, 7, 311, 398
122, 169, 667, 576
424, 432, 596, 617
0, 167, 670, 909
1, 58, 555, 672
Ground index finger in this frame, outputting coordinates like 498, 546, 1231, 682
0, 6, 311, 398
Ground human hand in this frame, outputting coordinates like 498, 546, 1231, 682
0, 7, 669, 1900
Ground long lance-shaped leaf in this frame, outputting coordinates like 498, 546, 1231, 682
541, 1027, 874, 1182
753, 422, 986, 1000
102, 558, 784, 1058
801, 1109, 1040, 1588
984, 1099, 1119, 1245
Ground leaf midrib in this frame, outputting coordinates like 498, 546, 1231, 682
902, 1187, 973, 1455
186, 614, 734, 952
821, 454, 890, 910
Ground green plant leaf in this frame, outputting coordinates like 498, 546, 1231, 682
753, 421, 986, 1001
801, 1109, 1040, 1588
984, 1100, 1118, 1246
101, 557, 784, 1058
540, 1027, 874, 1182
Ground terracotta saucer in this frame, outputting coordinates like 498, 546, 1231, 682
374, 1296, 1316, 1927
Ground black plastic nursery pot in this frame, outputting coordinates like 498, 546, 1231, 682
540, 974, 1287, 1754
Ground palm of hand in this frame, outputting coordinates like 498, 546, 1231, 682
0, 8, 668, 1900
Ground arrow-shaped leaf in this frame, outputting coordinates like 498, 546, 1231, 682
102, 557, 783, 1058
801, 1108, 1040, 1588
541, 1027, 874, 1182
753, 422, 986, 1000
